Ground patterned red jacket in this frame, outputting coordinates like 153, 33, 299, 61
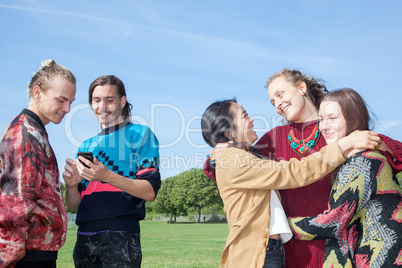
0, 109, 67, 267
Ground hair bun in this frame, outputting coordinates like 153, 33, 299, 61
40, 59, 56, 68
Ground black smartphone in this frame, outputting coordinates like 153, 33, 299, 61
77, 152, 93, 168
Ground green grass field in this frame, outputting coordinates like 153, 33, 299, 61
57, 221, 229, 267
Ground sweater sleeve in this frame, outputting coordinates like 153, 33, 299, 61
287, 153, 377, 241
203, 156, 216, 181
133, 126, 161, 196
0, 125, 45, 267
216, 143, 345, 190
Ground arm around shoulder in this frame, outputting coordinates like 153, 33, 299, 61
215, 143, 345, 190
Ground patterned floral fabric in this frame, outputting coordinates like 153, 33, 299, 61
288, 150, 402, 267
0, 110, 67, 267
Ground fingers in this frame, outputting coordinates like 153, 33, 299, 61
75, 157, 100, 181
63, 170, 80, 187
62, 170, 71, 179
374, 138, 382, 150
212, 143, 230, 159
74, 158, 87, 177
366, 131, 380, 149
65, 158, 75, 165
369, 132, 380, 140
77, 156, 93, 169
215, 142, 230, 149
366, 132, 381, 150
64, 165, 73, 174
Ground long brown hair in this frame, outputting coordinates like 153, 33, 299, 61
321, 88, 373, 135
88, 75, 133, 122
321, 88, 375, 183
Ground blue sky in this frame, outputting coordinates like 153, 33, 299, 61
1, 0, 401, 180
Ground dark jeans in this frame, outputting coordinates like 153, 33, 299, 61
15, 261, 56, 268
73, 231, 142, 268
263, 238, 285, 268
16, 250, 57, 268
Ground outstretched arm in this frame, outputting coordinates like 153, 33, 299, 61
215, 130, 380, 190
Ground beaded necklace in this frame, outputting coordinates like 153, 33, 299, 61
288, 122, 320, 156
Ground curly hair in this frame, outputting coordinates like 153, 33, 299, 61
265, 68, 328, 109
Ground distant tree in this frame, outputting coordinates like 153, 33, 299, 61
173, 168, 221, 223
145, 201, 155, 220
202, 202, 224, 216
152, 175, 184, 222
147, 168, 222, 223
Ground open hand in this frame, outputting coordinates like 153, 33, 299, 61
338, 130, 381, 158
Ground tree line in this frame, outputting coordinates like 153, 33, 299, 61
147, 168, 223, 223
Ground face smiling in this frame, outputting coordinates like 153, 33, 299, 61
318, 100, 347, 144
91, 84, 126, 129
267, 76, 316, 122
32, 75, 76, 125
230, 103, 258, 148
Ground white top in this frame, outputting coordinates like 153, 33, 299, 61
269, 190, 293, 243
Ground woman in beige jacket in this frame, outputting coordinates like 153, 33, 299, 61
201, 99, 380, 268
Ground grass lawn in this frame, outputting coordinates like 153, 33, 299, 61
57, 221, 228, 267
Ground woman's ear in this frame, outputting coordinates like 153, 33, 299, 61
298, 81, 308, 96
224, 130, 235, 141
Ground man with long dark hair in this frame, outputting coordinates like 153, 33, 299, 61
63, 75, 161, 267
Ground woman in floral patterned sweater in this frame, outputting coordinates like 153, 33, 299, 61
288, 88, 402, 267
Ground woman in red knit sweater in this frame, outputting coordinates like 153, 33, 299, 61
204, 68, 331, 267
256, 68, 330, 268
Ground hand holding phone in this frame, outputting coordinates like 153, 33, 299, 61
77, 152, 93, 168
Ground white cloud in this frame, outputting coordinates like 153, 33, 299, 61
0, 3, 334, 65
0, 4, 129, 25
377, 120, 402, 133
